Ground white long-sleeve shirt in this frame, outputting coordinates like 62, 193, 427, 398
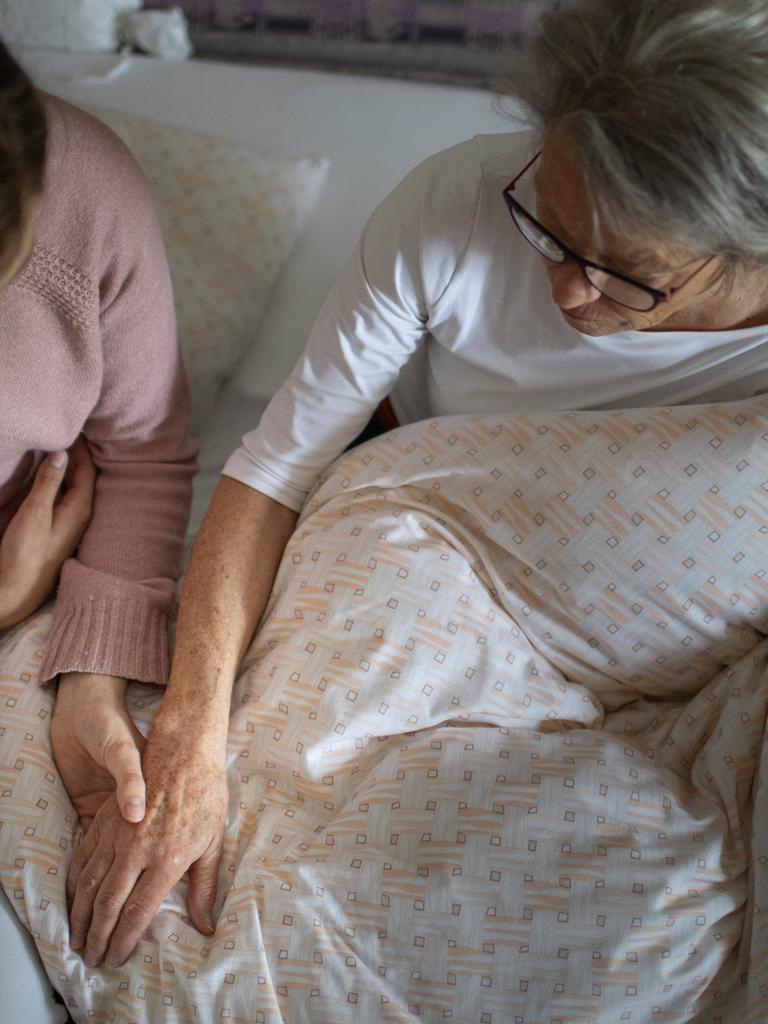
223, 131, 768, 511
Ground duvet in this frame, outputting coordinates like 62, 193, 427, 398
3, 400, 768, 1023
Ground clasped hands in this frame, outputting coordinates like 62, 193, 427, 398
2, 439, 226, 967
54, 675, 227, 969
65, 719, 227, 968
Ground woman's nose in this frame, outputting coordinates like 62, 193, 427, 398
547, 260, 602, 310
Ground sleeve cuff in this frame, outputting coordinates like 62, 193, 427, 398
221, 448, 307, 513
40, 560, 176, 684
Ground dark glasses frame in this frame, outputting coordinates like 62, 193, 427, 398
502, 150, 714, 313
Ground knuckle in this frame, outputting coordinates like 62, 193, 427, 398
35, 481, 61, 503
154, 842, 183, 867
165, 848, 186, 870
36, 464, 60, 487
121, 901, 150, 928
108, 735, 139, 759
25, 491, 48, 516
118, 773, 144, 795
94, 890, 124, 916
77, 871, 101, 896
102, 736, 129, 765
105, 948, 126, 968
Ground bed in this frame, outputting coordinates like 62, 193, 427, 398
3, 51, 768, 1024
4, 399, 768, 1021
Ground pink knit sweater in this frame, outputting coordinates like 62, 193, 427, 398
0, 94, 197, 684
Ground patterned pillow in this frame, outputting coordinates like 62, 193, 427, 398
86, 106, 329, 430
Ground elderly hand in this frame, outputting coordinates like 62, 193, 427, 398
0, 438, 95, 628
52, 673, 147, 830
66, 724, 227, 967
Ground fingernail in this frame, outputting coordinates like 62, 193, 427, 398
125, 798, 144, 822
70, 934, 82, 951
50, 451, 67, 468
84, 950, 99, 968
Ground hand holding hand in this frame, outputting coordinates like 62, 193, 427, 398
0, 438, 96, 627
52, 673, 147, 830
67, 726, 227, 967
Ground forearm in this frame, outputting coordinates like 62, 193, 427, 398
75, 449, 196, 583
153, 477, 297, 757
44, 445, 197, 684
0, 603, 24, 629
78, 145, 196, 588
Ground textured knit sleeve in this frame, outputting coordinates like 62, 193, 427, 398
221, 139, 484, 511
41, 147, 197, 685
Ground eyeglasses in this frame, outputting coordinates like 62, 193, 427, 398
502, 151, 714, 313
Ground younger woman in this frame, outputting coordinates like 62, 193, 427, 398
0, 40, 196, 1020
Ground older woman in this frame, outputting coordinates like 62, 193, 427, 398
0, 40, 196, 1020
68, 0, 768, 970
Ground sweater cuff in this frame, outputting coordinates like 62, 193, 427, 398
40, 560, 175, 685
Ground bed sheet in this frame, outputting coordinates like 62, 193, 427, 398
3, 402, 768, 1023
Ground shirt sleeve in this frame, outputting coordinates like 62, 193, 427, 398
41, 148, 197, 685
222, 140, 484, 511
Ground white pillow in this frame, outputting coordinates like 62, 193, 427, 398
0, 0, 140, 52
85, 106, 330, 430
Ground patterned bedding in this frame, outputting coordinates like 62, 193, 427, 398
3, 401, 768, 1023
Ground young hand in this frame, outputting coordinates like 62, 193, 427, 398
0, 438, 96, 627
52, 673, 147, 830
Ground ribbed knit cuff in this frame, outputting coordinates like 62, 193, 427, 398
40, 560, 175, 685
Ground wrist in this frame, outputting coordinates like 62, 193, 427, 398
0, 603, 17, 629
0, 576, 26, 629
56, 672, 128, 708
0, 569, 57, 628
152, 696, 229, 762
155, 655, 235, 751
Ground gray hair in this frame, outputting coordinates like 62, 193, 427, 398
498, 0, 768, 275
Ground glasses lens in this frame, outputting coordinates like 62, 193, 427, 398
584, 265, 657, 312
510, 205, 566, 264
